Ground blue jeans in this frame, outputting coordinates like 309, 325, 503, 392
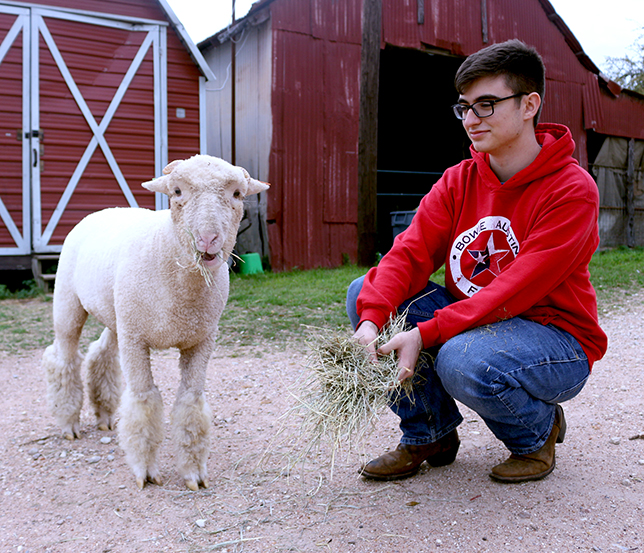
346, 276, 590, 455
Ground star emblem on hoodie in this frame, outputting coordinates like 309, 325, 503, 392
468, 234, 510, 279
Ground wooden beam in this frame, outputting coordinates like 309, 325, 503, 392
481, 0, 489, 43
357, 0, 382, 267
418, 0, 425, 25
231, 0, 237, 165
626, 138, 635, 248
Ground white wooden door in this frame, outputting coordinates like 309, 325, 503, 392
0, 4, 30, 255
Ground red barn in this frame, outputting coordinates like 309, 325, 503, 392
0, 0, 213, 283
200, 0, 644, 271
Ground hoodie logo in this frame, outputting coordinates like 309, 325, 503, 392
449, 216, 519, 297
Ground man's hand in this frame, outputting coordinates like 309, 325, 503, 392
378, 327, 423, 381
352, 320, 379, 360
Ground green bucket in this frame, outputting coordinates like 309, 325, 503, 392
239, 253, 263, 275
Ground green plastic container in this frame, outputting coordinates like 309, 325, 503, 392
239, 253, 263, 275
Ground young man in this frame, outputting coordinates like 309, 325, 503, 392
347, 39, 607, 483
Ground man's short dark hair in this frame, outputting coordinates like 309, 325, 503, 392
454, 39, 546, 126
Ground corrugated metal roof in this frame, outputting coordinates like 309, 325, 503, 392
584, 74, 644, 140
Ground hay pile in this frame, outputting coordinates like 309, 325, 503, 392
281, 314, 419, 472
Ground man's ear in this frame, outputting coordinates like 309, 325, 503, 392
523, 92, 541, 122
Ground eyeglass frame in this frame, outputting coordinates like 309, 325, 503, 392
452, 92, 528, 120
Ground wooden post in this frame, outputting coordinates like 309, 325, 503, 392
626, 138, 635, 248
357, 0, 381, 267
231, 0, 237, 165
481, 0, 489, 43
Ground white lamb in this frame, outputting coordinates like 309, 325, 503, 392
42, 155, 269, 490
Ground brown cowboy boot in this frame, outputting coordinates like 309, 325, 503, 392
359, 430, 460, 481
490, 405, 567, 483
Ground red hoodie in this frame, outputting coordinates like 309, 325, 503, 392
357, 123, 608, 368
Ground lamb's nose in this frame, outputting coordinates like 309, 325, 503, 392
197, 233, 219, 252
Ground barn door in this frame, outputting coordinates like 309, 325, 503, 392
31, 7, 168, 252
0, 5, 30, 255
0, 5, 168, 255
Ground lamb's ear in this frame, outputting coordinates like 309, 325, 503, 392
141, 160, 184, 194
163, 159, 183, 175
142, 174, 170, 195
239, 167, 270, 196
248, 178, 270, 195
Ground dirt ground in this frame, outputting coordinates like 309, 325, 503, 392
1, 291, 643, 553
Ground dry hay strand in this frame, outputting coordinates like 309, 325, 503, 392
271, 312, 424, 477
180, 229, 239, 293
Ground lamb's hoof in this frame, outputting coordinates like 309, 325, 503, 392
62, 423, 81, 440
96, 412, 117, 432
135, 472, 162, 490
97, 419, 115, 432
185, 477, 209, 491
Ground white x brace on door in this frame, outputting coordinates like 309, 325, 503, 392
0, 3, 168, 254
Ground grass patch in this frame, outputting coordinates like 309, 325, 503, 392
0, 249, 641, 355
590, 246, 644, 307
0, 279, 45, 300
218, 265, 370, 347
0, 299, 103, 356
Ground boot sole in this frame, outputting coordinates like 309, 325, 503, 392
359, 466, 421, 481
556, 404, 567, 443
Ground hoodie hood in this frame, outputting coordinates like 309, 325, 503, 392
471, 123, 578, 190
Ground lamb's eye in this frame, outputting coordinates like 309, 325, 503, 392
233, 189, 242, 199
174, 188, 182, 197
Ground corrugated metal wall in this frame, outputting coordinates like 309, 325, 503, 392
267, 0, 361, 270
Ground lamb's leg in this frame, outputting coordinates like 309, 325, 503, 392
117, 341, 164, 489
42, 295, 88, 440
172, 344, 214, 491
85, 327, 121, 431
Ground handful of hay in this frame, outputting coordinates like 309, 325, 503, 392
283, 313, 419, 470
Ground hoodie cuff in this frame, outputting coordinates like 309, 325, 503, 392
358, 308, 390, 332
417, 318, 442, 349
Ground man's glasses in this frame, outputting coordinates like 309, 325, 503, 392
452, 93, 527, 120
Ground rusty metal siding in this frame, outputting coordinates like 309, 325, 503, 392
541, 79, 588, 166
322, 40, 360, 226
310, 0, 362, 43
266, 0, 363, 270
269, 28, 328, 269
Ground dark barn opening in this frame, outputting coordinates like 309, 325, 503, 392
377, 46, 469, 252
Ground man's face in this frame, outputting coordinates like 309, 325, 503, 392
457, 75, 530, 157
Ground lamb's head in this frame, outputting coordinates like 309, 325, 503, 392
142, 155, 269, 278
